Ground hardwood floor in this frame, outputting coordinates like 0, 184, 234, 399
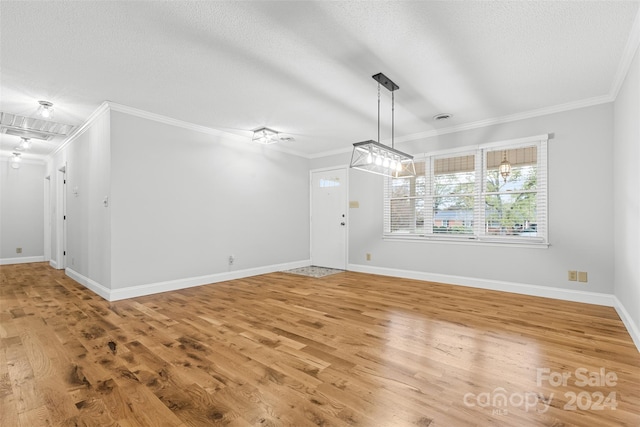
1, 263, 639, 426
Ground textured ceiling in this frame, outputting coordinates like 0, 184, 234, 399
1, 1, 638, 160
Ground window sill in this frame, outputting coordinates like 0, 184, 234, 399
382, 234, 550, 249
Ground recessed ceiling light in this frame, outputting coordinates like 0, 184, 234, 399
433, 113, 452, 121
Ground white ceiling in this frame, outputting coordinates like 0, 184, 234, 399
1, 1, 638, 160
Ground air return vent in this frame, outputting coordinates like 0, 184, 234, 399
0, 112, 74, 141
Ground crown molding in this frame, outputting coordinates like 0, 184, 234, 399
393, 95, 613, 145
310, 94, 612, 159
47, 101, 312, 160
48, 101, 110, 159
610, 6, 640, 99
107, 102, 311, 159
52, 76, 624, 164
107, 102, 248, 142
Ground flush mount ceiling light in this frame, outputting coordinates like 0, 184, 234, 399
350, 73, 415, 178
15, 137, 32, 151
10, 152, 22, 169
252, 127, 280, 145
37, 100, 54, 119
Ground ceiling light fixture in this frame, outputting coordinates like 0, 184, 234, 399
350, 73, 415, 178
15, 137, 32, 151
0, 112, 75, 141
252, 127, 279, 145
37, 100, 54, 119
499, 150, 512, 183
10, 152, 22, 169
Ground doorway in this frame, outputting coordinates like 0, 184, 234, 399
55, 165, 66, 269
310, 167, 348, 270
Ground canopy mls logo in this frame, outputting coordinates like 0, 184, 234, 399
463, 388, 551, 416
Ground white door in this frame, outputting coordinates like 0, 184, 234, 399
311, 168, 347, 269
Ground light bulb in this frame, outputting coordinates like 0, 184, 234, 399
18, 138, 31, 151
389, 159, 396, 170
375, 156, 382, 166
383, 157, 390, 168
10, 153, 21, 169
37, 100, 54, 120
367, 153, 373, 164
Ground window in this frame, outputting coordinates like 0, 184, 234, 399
384, 134, 548, 245
433, 153, 476, 236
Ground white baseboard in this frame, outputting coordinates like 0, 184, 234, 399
66, 268, 111, 300
613, 297, 640, 352
348, 264, 616, 306
349, 263, 640, 352
0, 256, 45, 265
49, 260, 58, 269
66, 259, 311, 302
108, 259, 311, 301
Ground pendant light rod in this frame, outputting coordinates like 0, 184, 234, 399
392, 90, 395, 149
372, 73, 399, 149
377, 83, 380, 146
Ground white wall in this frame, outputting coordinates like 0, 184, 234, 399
109, 109, 310, 291
312, 103, 615, 295
48, 108, 111, 287
614, 45, 640, 346
0, 160, 45, 263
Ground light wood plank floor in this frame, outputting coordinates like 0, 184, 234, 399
1, 263, 639, 426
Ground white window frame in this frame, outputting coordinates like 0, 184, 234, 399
383, 134, 549, 247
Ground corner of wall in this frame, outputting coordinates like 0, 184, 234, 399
614, 297, 640, 352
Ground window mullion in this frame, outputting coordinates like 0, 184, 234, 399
410, 175, 416, 234
474, 148, 485, 237
425, 156, 434, 235
537, 139, 548, 241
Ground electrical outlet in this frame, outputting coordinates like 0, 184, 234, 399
578, 271, 588, 283
568, 270, 577, 281
366, 253, 371, 261
228, 255, 235, 266
16, 247, 22, 254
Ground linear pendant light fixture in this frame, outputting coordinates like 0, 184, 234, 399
350, 73, 415, 178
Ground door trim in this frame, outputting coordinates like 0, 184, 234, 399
55, 165, 67, 270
